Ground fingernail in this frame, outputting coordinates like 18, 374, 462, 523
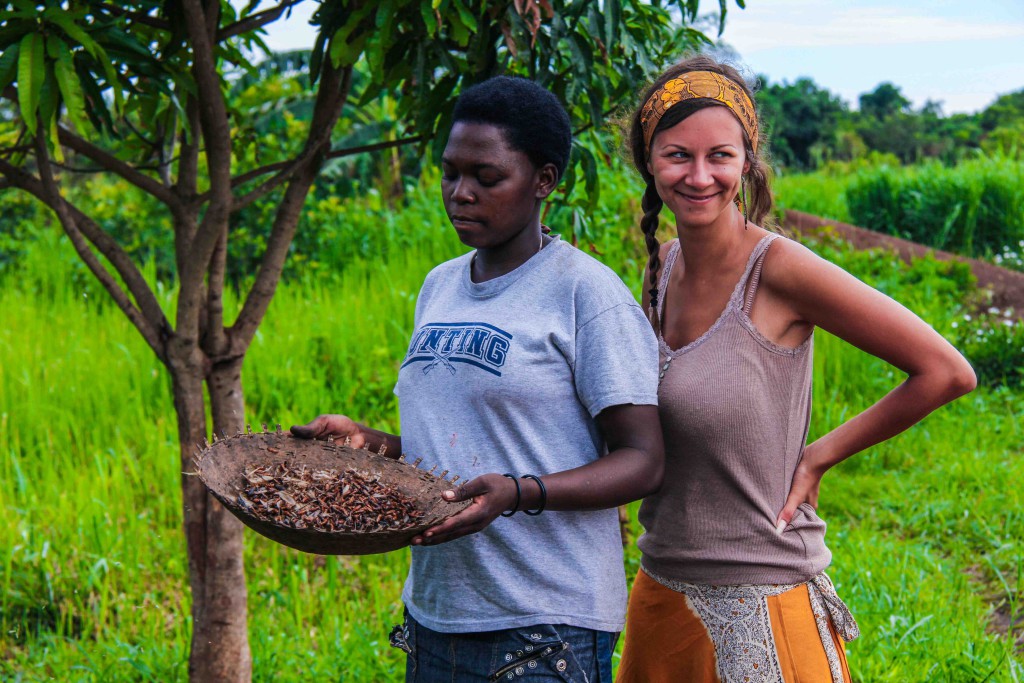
775, 520, 787, 535
425, 532, 432, 538
443, 490, 454, 499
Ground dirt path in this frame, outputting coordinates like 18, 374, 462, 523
783, 209, 1024, 317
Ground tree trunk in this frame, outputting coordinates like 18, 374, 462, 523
172, 346, 251, 682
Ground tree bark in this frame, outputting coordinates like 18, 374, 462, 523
174, 346, 252, 683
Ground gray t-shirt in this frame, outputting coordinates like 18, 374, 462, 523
395, 237, 659, 633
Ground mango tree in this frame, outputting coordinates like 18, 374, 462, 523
0, 1, 738, 679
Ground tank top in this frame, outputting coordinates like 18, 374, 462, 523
637, 233, 832, 585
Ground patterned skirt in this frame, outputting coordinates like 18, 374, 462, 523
616, 567, 859, 683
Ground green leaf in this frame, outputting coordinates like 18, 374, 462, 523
327, 5, 374, 68
420, 2, 438, 37
451, 0, 478, 33
0, 18, 33, 51
52, 39, 90, 133
0, 43, 18, 92
48, 104, 64, 163
44, 11, 103, 58
17, 31, 45, 135
76, 60, 114, 134
603, 0, 621, 50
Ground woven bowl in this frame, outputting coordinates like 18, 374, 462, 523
196, 430, 469, 555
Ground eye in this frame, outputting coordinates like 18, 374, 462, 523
477, 174, 502, 187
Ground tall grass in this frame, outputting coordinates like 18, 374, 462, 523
1, 173, 1022, 681
775, 154, 1024, 262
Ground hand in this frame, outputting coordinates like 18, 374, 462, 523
410, 473, 519, 546
290, 414, 366, 448
775, 445, 825, 534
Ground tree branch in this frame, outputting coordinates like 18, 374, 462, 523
97, 3, 171, 31
204, 231, 229, 358
1, 153, 169, 362
174, 97, 201, 286
230, 60, 353, 351
179, 0, 234, 337
194, 135, 424, 209
57, 126, 181, 211
217, 0, 304, 41
0, 144, 33, 158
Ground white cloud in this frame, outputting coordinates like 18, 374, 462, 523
721, 3, 1024, 52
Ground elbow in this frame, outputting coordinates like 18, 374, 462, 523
950, 363, 977, 398
942, 356, 974, 397
940, 354, 977, 401
640, 443, 665, 497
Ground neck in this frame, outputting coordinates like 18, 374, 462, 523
471, 221, 547, 283
675, 208, 746, 274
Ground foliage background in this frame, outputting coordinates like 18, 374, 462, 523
2, 159, 1024, 680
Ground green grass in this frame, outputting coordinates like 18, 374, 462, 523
1, 174, 1023, 681
775, 154, 1024, 265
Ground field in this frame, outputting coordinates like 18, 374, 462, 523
2, 166, 1023, 681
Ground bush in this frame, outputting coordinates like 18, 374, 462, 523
845, 156, 1024, 257
949, 309, 1024, 389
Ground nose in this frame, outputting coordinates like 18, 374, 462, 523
450, 177, 475, 204
685, 158, 713, 188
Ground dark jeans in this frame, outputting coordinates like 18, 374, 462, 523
390, 611, 614, 682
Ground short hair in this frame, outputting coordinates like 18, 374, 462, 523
451, 76, 573, 180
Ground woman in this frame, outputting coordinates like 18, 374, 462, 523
293, 76, 664, 682
615, 56, 976, 683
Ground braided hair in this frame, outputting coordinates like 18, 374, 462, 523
627, 55, 775, 328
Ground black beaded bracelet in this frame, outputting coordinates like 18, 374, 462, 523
501, 473, 521, 517
520, 474, 547, 516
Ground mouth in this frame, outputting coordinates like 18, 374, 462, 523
450, 215, 483, 227
677, 191, 721, 204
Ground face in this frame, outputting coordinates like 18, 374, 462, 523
441, 121, 557, 251
646, 105, 750, 229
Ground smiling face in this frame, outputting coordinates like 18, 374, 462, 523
441, 121, 557, 252
646, 105, 751, 230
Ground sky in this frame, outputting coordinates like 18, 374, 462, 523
245, 0, 1024, 116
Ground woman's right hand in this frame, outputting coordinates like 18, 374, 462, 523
290, 414, 367, 448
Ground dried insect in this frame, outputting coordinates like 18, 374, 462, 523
240, 461, 426, 533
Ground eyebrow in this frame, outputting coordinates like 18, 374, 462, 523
440, 158, 504, 171
661, 142, 738, 151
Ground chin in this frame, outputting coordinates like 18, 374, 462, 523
452, 226, 488, 249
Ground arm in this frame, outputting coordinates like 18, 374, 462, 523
411, 403, 664, 545
762, 240, 976, 529
290, 414, 402, 459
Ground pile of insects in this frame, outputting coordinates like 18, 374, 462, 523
237, 461, 428, 533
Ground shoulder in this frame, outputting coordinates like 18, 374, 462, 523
759, 234, 851, 297
421, 251, 472, 286
416, 251, 472, 303
549, 240, 639, 306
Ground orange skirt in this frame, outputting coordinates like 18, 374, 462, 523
616, 569, 852, 683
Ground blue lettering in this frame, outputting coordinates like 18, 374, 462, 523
465, 329, 490, 358
407, 330, 427, 355
440, 328, 462, 354
418, 328, 446, 353
484, 336, 509, 366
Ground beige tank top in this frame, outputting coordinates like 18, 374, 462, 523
637, 233, 832, 585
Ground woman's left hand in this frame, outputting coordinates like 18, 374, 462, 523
410, 473, 519, 546
775, 444, 826, 534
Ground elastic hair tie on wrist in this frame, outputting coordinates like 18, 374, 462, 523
501, 473, 521, 517
520, 474, 547, 516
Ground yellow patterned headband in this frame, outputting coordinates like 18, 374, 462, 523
640, 71, 759, 154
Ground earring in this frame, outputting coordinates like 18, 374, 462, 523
741, 176, 749, 230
